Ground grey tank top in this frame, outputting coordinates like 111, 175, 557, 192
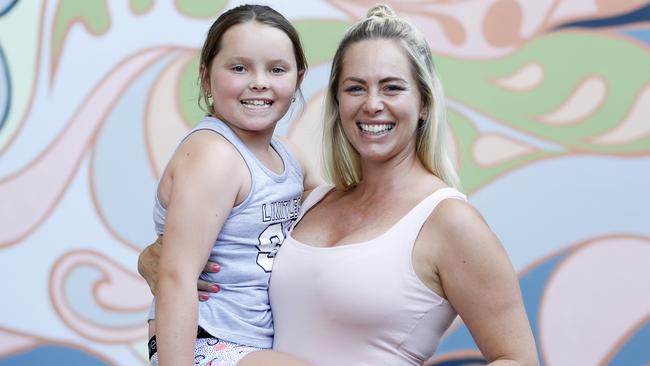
148, 116, 303, 348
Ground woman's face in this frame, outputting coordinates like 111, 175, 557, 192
337, 39, 423, 163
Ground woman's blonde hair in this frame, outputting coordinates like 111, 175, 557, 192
323, 4, 461, 191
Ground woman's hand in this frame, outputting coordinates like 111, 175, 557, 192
138, 236, 221, 301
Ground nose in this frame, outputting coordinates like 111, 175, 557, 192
363, 91, 384, 114
249, 72, 269, 91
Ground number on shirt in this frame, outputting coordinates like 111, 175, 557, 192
256, 223, 284, 272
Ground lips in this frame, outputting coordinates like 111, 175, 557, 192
357, 122, 395, 135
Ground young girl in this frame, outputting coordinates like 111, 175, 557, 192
148, 5, 318, 366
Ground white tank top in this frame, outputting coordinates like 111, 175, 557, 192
269, 185, 466, 365
150, 116, 303, 348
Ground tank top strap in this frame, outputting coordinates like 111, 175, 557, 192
392, 187, 467, 241
292, 184, 334, 227
270, 137, 302, 179
189, 116, 258, 168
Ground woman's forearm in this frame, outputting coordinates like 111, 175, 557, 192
487, 356, 539, 366
156, 273, 200, 366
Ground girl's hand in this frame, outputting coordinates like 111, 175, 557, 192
138, 236, 221, 301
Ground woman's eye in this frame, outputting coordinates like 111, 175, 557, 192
271, 67, 286, 74
344, 85, 364, 93
385, 85, 405, 92
232, 65, 246, 73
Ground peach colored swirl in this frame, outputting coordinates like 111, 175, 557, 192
326, 0, 646, 58
536, 76, 608, 125
50, 249, 150, 343
592, 84, 650, 145
144, 50, 196, 179
0, 327, 40, 358
539, 236, 650, 365
0, 47, 171, 248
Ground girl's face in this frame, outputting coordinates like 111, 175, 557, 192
337, 39, 423, 163
202, 21, 302, 140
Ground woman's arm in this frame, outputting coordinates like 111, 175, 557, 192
278, 136, 324, 196
424, 199, 539, 366
137, 236, 220, 299
156, 132, 246, 366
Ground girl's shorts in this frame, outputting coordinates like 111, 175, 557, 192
149, 329, 261, 366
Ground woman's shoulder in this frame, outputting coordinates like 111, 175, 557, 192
412, 173, 486, 238
431, 197, 481, 230
420, 190, 502, 260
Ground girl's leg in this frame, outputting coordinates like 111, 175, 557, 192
238, 350, 312, 366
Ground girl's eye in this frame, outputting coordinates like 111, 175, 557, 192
271, 67, 286, 74
232, 65, 246, 73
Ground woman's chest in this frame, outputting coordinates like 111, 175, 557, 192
270, 240, 414, 329
291, 198, 417, 247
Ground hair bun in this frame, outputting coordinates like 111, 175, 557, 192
366, 4, 396, 18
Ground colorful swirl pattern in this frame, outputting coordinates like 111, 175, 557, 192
0, 1, 648, 365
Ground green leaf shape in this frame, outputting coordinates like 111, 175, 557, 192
52, 0, 110, 76
176, 0, 226, 19
294, 20, 351, 65
448, 110, 555, 194
437, 31, 650, 155
178, 53, 204, 128
130, 0, 154, 15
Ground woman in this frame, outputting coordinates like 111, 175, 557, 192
139, 4, 538, 365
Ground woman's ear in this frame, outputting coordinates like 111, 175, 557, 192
419, 106, 427, 122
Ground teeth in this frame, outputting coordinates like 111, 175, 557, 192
241, 99, 272, 108
358, 123, 395, 134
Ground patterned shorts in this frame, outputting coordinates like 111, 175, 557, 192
149, 328, 261, 366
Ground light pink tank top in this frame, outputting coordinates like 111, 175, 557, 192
269, 185, 467, 365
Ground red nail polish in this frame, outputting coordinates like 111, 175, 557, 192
211, 285, 220, 292
200, 294, 209, 301
212, 264, 220, 272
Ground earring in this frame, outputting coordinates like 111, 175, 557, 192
207, 93, 212, 99
291, 97, 296, 103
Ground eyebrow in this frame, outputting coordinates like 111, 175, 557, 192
342, 76, 408, 84
227, 57, 290, 65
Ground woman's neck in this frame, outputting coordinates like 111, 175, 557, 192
355, 150, 429, 198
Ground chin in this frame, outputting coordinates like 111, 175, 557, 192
358, 151, 391, 162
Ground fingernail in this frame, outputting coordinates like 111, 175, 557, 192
211, 285, 220, 292
200, 294, 209, 301
212, 264, 220, 272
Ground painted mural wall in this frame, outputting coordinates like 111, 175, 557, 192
0, 0, 649, 365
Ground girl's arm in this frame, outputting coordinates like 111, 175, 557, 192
137, 236, 219, 299
156, 132, 246, 366
421, 199, 539, 366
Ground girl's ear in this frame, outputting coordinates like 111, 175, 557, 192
199, 64, 210, 95
296, 69, 305, 90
